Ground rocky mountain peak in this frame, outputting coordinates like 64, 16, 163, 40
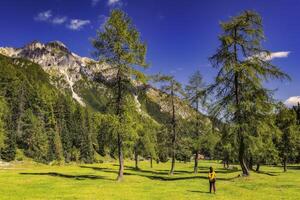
0, 41, 105, 106
45, 41, 69, 53
23, 40, 45, 50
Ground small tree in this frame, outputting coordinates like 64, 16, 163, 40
293, 103, 300, 162
133, 117, 158, 169
214, 124, 236, 169
276, 105, 299, 172
249, 109, 280, 172
92, 9, 148, 180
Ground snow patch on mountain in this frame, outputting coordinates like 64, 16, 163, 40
60, 69, 85, 106
134, 94, 142, 112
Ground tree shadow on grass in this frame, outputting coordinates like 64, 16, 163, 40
20, 172, 114, 181
287, 166, 300, 170
124, 166, 170, 175
80, 166, 239, 182
268, 165, 300, 170
254, 171, 279, 176
187, 190, 211, 194
141, 175, 239, 182
156, 168, 239, 174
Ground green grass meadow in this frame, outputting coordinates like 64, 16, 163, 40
1, 160, 299, 200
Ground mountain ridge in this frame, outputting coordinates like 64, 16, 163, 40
0, 41, 199, 120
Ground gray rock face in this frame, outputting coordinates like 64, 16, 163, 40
0, 41, 109, 106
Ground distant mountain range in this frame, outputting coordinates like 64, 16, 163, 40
0, 41, 201, 123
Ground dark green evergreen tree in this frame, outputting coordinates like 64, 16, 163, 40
21, 109, 49, 163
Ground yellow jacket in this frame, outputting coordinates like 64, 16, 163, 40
208, 171, 216, 181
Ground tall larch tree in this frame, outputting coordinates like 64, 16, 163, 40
92, 9, 148, 181
185, 70, 206, 174
153, 74, 184, 175
209, 10, 289, 176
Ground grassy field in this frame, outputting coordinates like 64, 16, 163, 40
0, 160, 300, 200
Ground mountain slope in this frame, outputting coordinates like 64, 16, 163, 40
0, 41, 211, 163
0, 41, 198, 122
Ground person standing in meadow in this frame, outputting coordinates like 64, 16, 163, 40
208, 167, 216, 194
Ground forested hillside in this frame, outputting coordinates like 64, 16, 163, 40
0, 52, 210, 166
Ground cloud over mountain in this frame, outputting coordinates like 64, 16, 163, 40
34, 10, 52, 21
284, 96, 300, 106
34, 10, 90, 31
67, 19, 91, 30
52, 16, 68, 25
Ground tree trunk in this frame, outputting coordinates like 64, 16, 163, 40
233, 27, 249, 176
255, 163, 260, 172
134, 148, 139, 170
194, 151, 199, 174
116, 72, 124, 181
150, 156, 153, 168
194, 99, 200, 174
170, 152, 175, 175
249, 156, 253, 170
226, 160, 229, 169
239, 136, 249, 176
170, 88, 176, 176
283, 157, 287, 172
117, 133, 124, 181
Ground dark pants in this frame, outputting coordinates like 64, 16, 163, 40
209, 180, 216, 193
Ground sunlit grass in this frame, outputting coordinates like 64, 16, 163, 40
0, 160, 299, 200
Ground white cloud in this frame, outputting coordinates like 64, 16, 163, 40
67, 19, 91, 30
34, 11, 90, 30
92, 0, 100, 6
52, 16, 67, 24
284, 96, 300, 107
264, 51, 291, 61
108, 0, 122, 6
251, 51, 291, 61
34, 10, 52, 21
34, 11, 67, 25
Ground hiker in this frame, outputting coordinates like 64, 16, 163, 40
208, 166, 216, 194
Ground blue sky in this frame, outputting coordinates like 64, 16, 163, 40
0, 0, 299, 105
